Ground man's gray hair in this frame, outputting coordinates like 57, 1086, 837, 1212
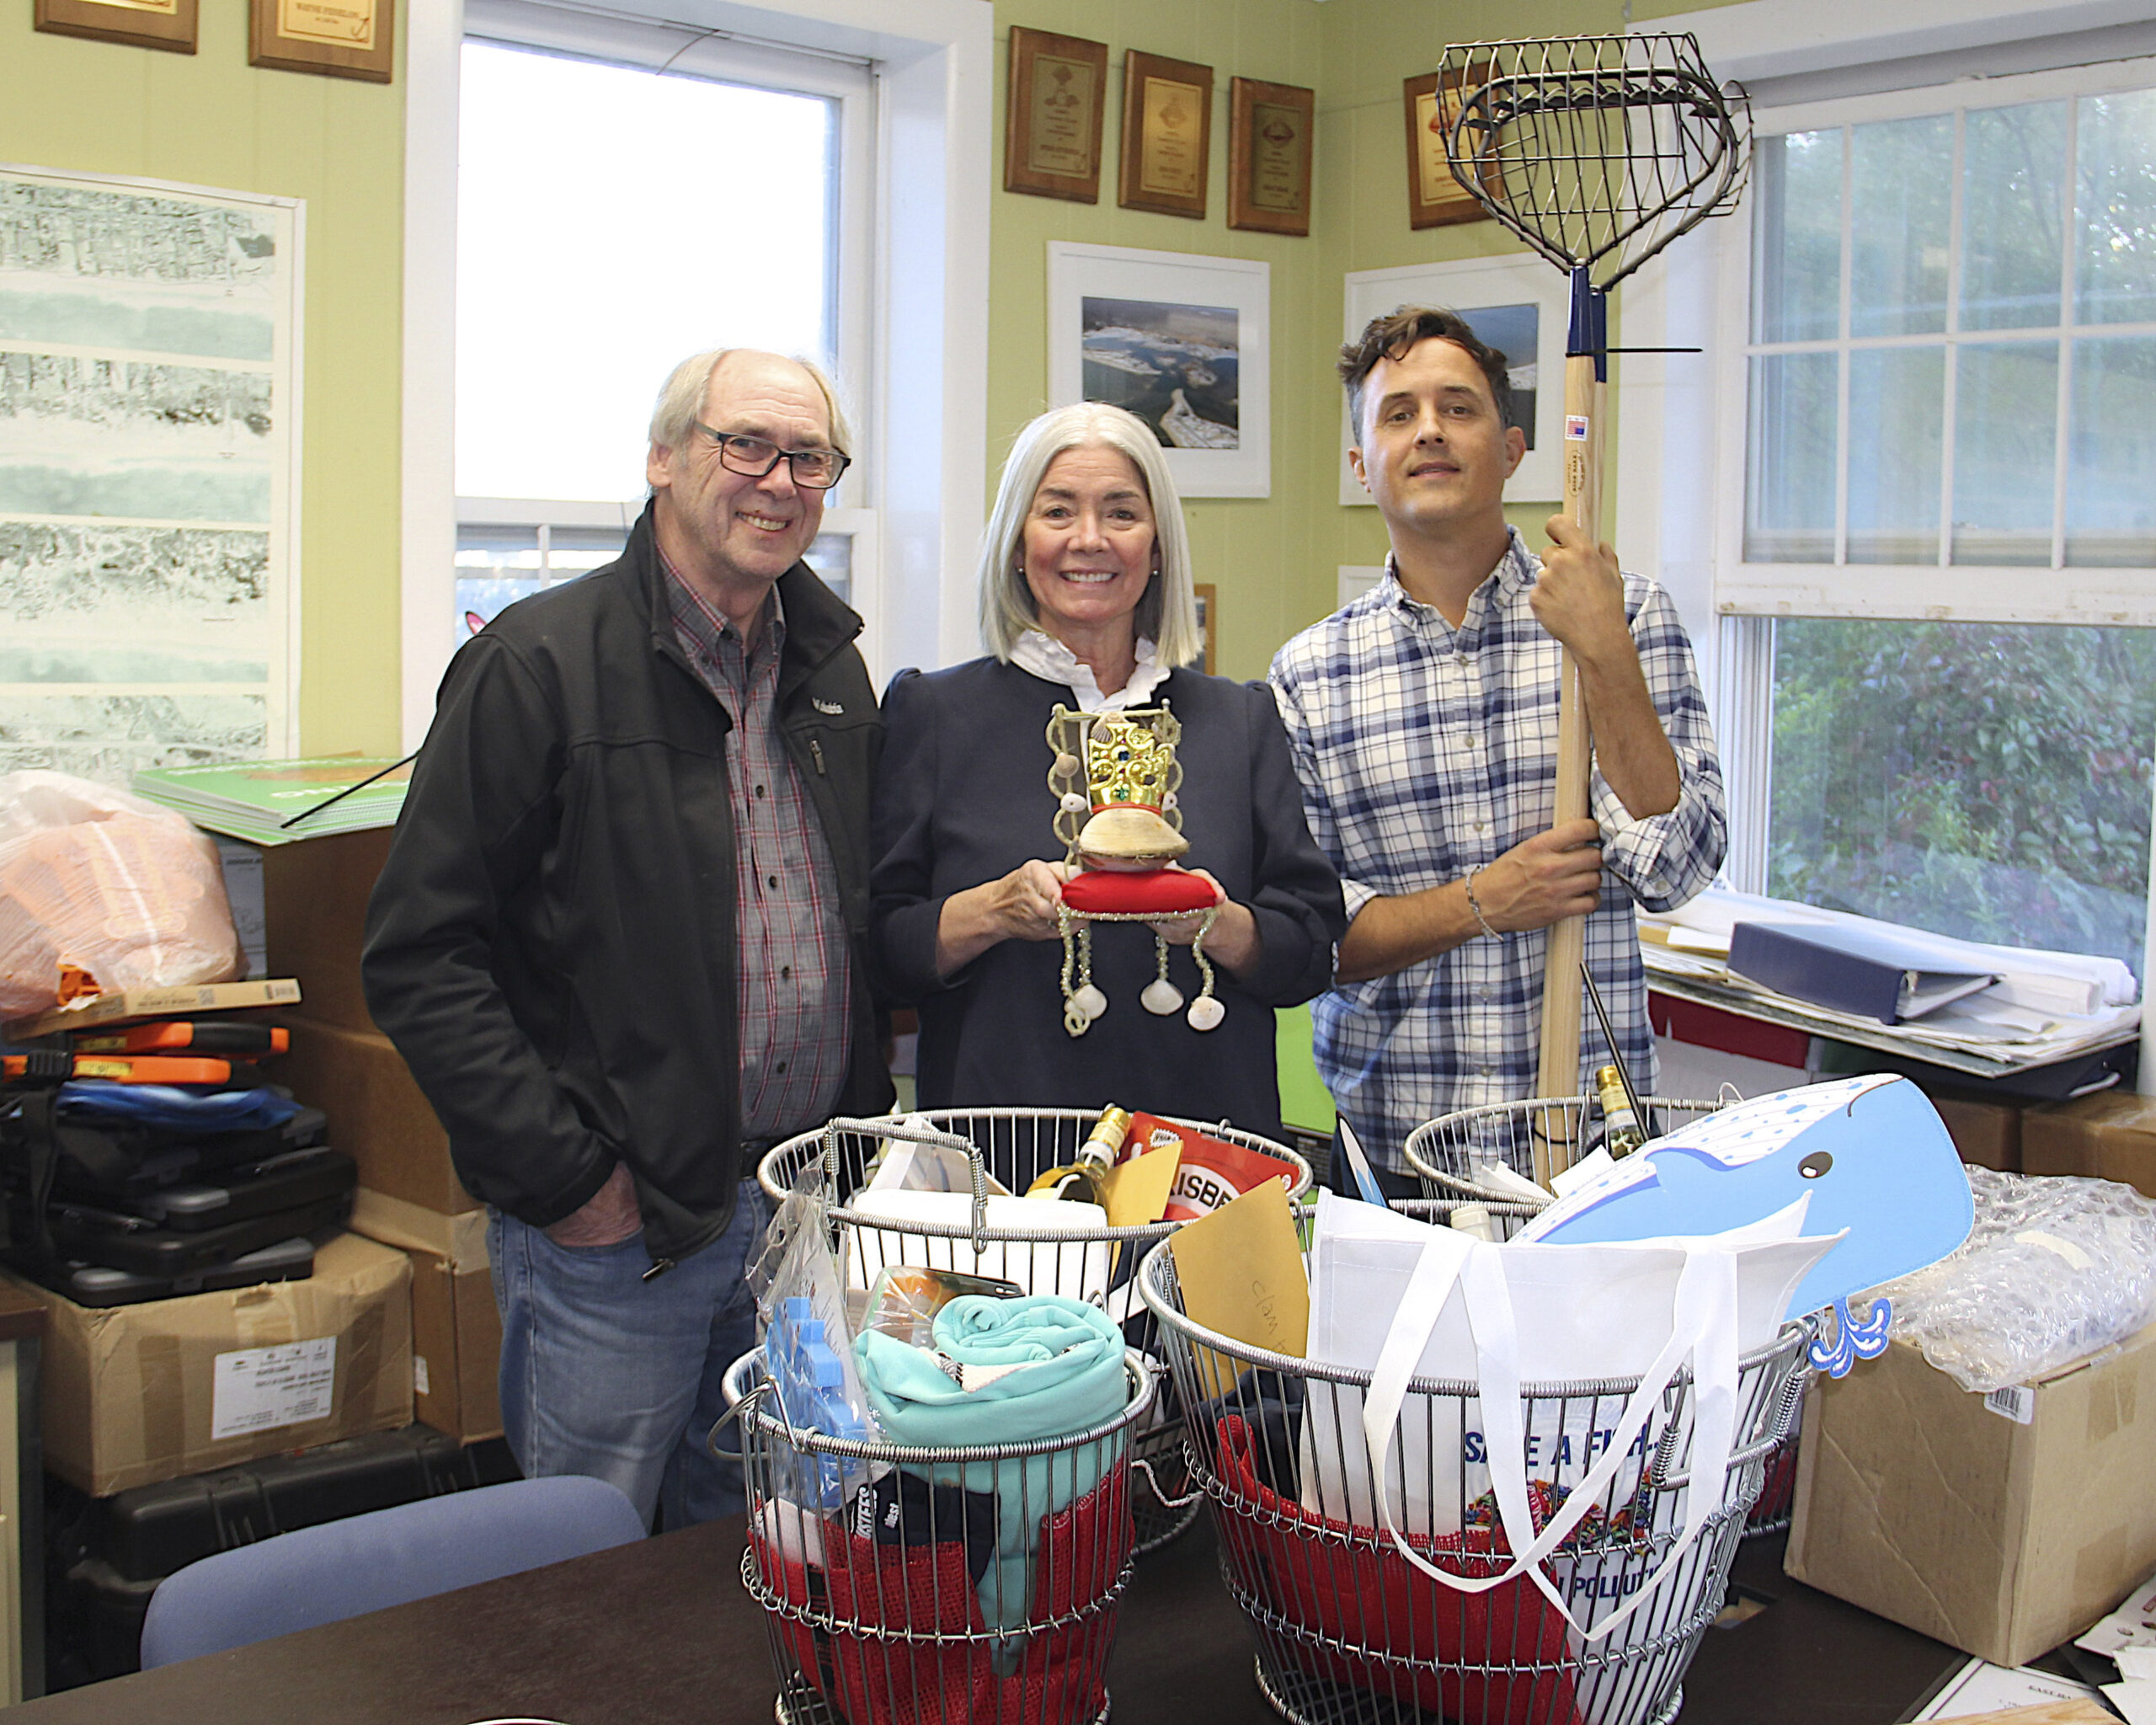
647, 348, 854, 459
976, 403, 1203, 670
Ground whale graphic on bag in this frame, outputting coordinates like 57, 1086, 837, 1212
1518, 1074, 1974, 1374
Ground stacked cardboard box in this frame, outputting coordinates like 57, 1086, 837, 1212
2023, 1091, 2156, 1199
6, 1231, 413, 1495
245, 825, 500, 1443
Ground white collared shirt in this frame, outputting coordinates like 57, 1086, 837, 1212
1009, 630, 1172, 712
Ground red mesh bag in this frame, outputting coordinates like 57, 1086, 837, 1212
1211, 1415, 1584, 1725
750, 1469, 1132, 1725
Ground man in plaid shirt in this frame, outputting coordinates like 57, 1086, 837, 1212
1270, 307, 1726, 1178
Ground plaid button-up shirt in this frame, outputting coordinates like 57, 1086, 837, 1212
663, 555, 852, 1143
1269, 529, 1726, 1168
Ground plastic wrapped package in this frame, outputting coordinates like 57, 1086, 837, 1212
1881, 1165, 2156, 1393
0, 772, 244, 1019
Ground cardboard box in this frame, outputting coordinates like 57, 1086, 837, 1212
1786, 1324, 2156, 1667
258, 826, 395, 1034
3, 979, 301, 1042
2024, 1092, 2156, 1199
348, 1189, 501, 1443
1931, 1092, 2023, 1172
278, 1013, 475, 1215
8, 1231, 414, 1496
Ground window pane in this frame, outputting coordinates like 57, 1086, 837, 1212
456, 41, 835, 502
1846, 345, 1944, 563
1952, 340, 2057, 565
456, 526, 543, 645
1753, 130, 1843, 344
546, 526, 627, 580
2068, 335, 2156, 566
1769, 617, 2155, 977
2076, 88, 2156, 326
1960, 101, 2066, 331
1745, 352, 1838, 562
803, 531, 851, 605
1850, 115, 1953, 338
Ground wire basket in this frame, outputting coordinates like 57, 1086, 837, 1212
1742, 1374, 1809, 1539
1402, 1096, 1729, 1200
1135, 1207, 1811, 1725
760, 1111, 1312, 1556
728, 1345, 1159, 1725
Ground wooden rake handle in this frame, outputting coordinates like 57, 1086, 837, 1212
1531, 311, 1605, 1183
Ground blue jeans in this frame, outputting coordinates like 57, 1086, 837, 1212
489, 1176, 771, 1530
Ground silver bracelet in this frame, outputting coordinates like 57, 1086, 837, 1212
1464, 868, 1501, 941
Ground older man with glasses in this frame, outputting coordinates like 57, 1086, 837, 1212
364, 349, 890, 1529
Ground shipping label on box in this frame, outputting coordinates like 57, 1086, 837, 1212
211, 1338, 339, 1439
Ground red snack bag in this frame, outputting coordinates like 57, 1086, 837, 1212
1126, 1112, 1300, 1222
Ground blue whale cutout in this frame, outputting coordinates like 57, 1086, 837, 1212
1521, 1075, 1972, 1370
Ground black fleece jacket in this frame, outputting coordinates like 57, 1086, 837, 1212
361, 505, 891, 1267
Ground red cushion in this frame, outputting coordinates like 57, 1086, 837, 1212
1060, 868, 1217, 916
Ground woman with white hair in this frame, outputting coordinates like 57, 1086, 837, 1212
869, 403, 1343, 1135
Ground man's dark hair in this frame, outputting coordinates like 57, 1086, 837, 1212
1338, 306, 1516, 446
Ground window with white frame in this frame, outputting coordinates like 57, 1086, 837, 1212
1722, 66, 2156, 976
452, 8, 873, 649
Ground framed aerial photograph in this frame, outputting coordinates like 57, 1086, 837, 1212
1227, 77, 1314, 237
34, 0, 197, 52
1049, 243, 1270, 500
1402, 69, 1491, 230
1192, 585, 1217, 675
1118, 51, 1213, 220
1337, 254, 1568, 505
249, 0, 394, 83
1005, 25, 1108, 203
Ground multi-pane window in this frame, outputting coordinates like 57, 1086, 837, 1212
1729, 76, 2156, 977
1745, 88, 2156, 569
452, 25, 864, 646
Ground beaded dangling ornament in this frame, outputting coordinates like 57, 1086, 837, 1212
1046, 702, 1224, 1037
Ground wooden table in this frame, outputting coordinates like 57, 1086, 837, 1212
3, 1512, 1980, 1725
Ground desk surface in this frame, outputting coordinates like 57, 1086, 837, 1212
6, 1515, 1970, 1725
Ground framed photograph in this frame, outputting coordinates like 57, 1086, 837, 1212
1192, 585, 1217, 675
1005, 25, 1107, 203
34, 0, 196, 52
1118, 51, 1213, 220
249, 0, 394, 83
1049, 242, 1270, 499
1337, 254, 1568, 505
1227, 77, 1314, 237
1402, 70, 1490, 230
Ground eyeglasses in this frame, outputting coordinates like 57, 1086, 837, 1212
696, 424, 851, 490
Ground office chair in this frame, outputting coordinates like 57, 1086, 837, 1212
138, 1473, 648, 1667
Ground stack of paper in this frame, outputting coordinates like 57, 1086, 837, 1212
131, 757, 411, 846
1640, 887, 2140, 1076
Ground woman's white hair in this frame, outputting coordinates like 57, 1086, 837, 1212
977, 403, 1203, 670
647, 349, 854, 459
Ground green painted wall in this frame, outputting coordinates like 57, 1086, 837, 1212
0, 3, 407, 758
990, 0, 1748, 676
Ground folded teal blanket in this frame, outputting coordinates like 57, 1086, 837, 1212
855, 1294, 1130, 1632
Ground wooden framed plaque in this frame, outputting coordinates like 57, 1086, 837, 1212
1227, 77, 1314, 236
1403, 69, 1490, 230
249, 0, 394, 83
1118, 50, 1212, 220
34, 0, 197, 53
1005, 26, 1109, 203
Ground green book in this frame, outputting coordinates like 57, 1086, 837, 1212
132, 756, 411, 846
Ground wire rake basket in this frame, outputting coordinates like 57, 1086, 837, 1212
1402, 1095, 1730, 1200
760, 1110, 1313, 1556
728, 1346, 1159, 1725
1136, 1208, 1811, 1725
